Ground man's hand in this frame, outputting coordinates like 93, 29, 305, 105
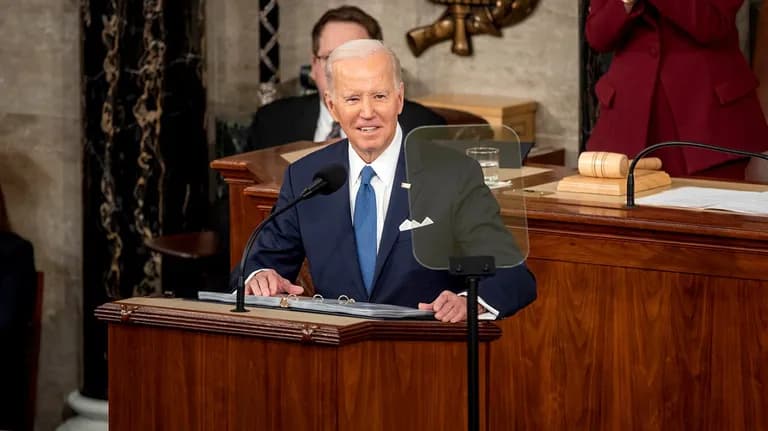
418, 290, 485, 323
245, 269, 304, 296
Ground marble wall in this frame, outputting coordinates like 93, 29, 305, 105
0, 0, 82, 430
207, 0, 582, 162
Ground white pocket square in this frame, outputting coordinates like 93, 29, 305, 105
398, 217, 434, 232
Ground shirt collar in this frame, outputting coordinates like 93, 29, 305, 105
348, 124, 403, 187
318, 98, 334, 126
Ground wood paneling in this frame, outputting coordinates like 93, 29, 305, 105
213, 147, 768, 430
108, 325, 338, 431
338, 340, 489, 431
101, 298, 500, 431
491, 261, 768, 430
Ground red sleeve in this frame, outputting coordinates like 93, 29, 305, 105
645, 0, 743, 44
755, 3, 768, 121
585, 0, 646, 52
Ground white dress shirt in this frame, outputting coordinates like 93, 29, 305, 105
348, 124, 402, 252
313, 99, 347, 142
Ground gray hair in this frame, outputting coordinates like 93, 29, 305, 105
324, 39, 402, 95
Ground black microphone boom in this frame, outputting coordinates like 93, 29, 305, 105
232, 163, 347, 312
626, 141, 768, 208
300, 163, 347, 198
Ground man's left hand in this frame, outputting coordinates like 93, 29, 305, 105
418, 290, 484, 323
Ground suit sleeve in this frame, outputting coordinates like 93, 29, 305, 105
452, 159, 537, 318
245, 111, 265, 152
755, 1, 768, 122
646, 0, 742, 44
0, 233, 36, 330
585, 0, 646, 52
243, 165, 306, 282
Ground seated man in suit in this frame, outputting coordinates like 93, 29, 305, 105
243, 39, 536, 322
245, 5, 444, 151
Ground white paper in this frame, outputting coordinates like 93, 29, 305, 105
636, 186, 768, 215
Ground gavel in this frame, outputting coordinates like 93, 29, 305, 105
578, 151, 662, 178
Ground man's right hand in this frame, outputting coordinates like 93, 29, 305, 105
245, 269, 304, 296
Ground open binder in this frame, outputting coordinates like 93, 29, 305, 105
198, 291, 435, 320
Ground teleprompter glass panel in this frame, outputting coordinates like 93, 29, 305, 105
403, 125, 530, 270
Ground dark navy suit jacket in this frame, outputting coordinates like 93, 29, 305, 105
244, 139, 536, 318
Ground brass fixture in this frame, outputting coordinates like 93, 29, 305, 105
407, 0, 539, 57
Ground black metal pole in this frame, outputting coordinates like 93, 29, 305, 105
449, 256, 493, 431
467, 275, 480, 431
626, 141, 768, 207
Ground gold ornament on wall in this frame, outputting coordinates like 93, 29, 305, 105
407, 0, 539, 57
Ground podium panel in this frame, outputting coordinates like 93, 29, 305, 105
98, 298, 500, 431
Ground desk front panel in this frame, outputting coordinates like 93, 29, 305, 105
225, 160, 768, 430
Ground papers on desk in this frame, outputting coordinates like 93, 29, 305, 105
198, 291, 435, 320
636, 186, 768, 215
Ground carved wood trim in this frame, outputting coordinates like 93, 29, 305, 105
96, 301, 501, 346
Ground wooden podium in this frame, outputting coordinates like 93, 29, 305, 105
97, 297, 500, 430
211, 145, 768, 430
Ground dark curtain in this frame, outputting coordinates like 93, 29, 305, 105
81, 0, 207, 399
579, 0, 613, 151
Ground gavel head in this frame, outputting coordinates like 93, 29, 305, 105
578, 151, 629, 178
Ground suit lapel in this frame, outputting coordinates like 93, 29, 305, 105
371, 151, 410, 293
323, 141, 370, 301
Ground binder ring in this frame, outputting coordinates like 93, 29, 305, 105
279, 294, 299, 308
312, 294, 324, 303
337, 295, 355, 304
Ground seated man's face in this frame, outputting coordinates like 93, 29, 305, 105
325, 51, 404, 163
311, 21, 370, 97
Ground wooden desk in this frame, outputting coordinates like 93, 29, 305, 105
213, 147, 768, 430
414, 94, 538, 143
97, 297, 500, 430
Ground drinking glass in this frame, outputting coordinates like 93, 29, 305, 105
466, 147, 500, 185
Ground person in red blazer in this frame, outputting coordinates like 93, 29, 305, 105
585, 0, 768, 176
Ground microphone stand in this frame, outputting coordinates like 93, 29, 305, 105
449, 255, 495, 431
626, 141, 768, 208
232, 179, 334, 313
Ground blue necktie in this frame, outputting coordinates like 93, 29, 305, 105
354, 166, 377, 294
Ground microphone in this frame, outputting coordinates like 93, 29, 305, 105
299, 163, 348, 198
232, 163, 347, 312
626, 141, 768, 208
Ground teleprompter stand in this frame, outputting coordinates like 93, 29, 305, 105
449, 255, 496, 431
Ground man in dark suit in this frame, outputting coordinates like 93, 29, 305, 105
243, 39, 536, 322
245, 5, 444, 151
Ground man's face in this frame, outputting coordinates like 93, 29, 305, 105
310, 21, 370, 97
325, 51, 404, 163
